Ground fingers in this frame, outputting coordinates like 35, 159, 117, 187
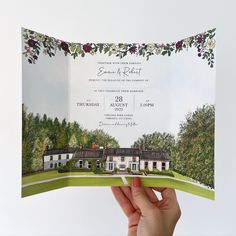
119, 187, 139, 210
152, 187, 177, 200
111, 187, 135, 217
131, 177, 155, 216
144, 187, 159, 205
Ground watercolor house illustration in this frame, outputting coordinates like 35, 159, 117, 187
43, 146, 170, 173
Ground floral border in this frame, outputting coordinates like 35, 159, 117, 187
22, 28, 216, 67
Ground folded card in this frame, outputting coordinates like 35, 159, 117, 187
22, 28, 216, 199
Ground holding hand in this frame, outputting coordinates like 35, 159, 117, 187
111, 177, 181, 236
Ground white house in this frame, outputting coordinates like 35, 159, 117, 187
43, 147, 171, 173
43, 147, 76, 170
104, 148, 140, 173
140, 150, 170, 171
72, 149, 104, 169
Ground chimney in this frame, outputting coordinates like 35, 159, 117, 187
45, 144, 49, 151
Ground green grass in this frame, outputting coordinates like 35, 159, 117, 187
172, 171, 197, 182
22, 170, 214, 200
126, 177, 214, 200
22, 171, 110, 185
22, 176, 124, 197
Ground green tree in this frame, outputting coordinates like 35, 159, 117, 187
69, 134, 78, 147
172, 104, 215, 188
132, 132, 175, 154
22, 104, 120, 175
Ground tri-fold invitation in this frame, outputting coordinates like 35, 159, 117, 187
22, 28, 216, 199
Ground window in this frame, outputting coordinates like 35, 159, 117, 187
153, 162, 157, 169
132, 157, 136, 162
66, 154, 69, 159
50, 156, 53, 161
88, 161, 91, 169
96, 160, 100, 168
54, 163, 58, 168
50, 163, 53, 168
58, 162, 61, 167
108, 163, 113, 171
58, 154, 61, 160
132, 163, 136, 171
144, 161, 148, 169
162, 162, 166, 171
78, 160, 83, 168
121, 156, 125, 162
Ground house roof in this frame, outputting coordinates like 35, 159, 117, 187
72, 149, 104, 159
44, 147, 79, 156
43, 147, 171, 161
141, 150, 170, 161
104, 148, 140, 156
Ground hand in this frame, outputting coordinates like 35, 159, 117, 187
111, 177, 181, 236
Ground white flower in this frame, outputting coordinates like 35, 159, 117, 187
109, 44, 119, 54
184, 37, 191, 46
155, 47, 162, 55
206, 38, 216, 49
146, 43, 156, 53
36, 34, 45, 42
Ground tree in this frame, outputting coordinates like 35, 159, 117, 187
22, 104, 120, 175
172, 104, 215, 188
132, 132, 175, 154
69, 134, 78, 147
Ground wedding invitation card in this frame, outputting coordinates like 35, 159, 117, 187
22, 28, 216, 199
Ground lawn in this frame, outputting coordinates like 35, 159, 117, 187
127, 177, 214, 200
22, 170, 214, 200
22, 170, 110, 185
22, 176, 124, 197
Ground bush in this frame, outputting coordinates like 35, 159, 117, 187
58, 160, 76, 173
145, 169, 174, 177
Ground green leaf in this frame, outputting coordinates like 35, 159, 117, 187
104, 47, 110, 54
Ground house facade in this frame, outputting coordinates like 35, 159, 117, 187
43, 147, 76, 170
43, 147, 171, 173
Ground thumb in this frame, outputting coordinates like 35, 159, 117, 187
131, 177, 154, 216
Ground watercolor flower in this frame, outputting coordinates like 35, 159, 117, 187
206, 38, 216, 49
176, 40, 183, 50
109, 44, 119, 54
129, 46, 137, 54
61, 41, 69, 52
155, 47, 162, 55
83, 44, 93, 53
146, 43, 156, 53
28, 39, 36, 48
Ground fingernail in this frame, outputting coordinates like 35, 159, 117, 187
133, 177, 141, 187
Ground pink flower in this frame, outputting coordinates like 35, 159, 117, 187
28, 39, 36, 48
197, 36, 203, 43
176, 40, 183, 50
61, 42, 69, 52
129, 46, 137, 54
83, 44, 93, 53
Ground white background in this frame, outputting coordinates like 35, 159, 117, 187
0, 0, 235, 235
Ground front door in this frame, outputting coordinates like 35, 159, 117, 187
119, 164, 126, 170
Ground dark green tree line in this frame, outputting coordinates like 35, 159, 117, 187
22, 104, 119, 175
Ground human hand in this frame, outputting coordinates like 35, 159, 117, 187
111, 177, 181, 236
